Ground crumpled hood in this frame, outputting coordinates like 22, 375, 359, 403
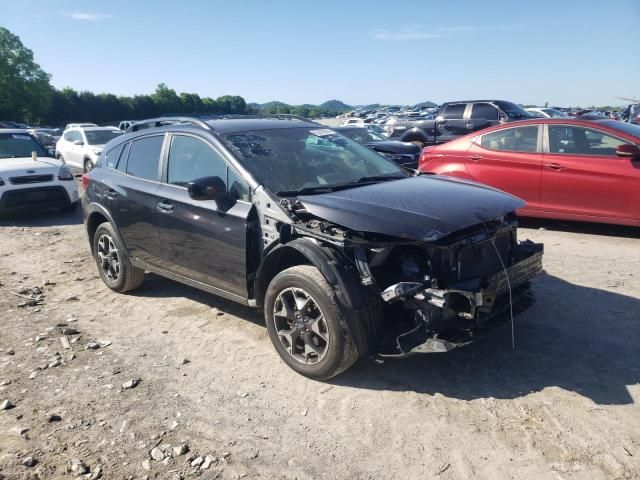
365, 140, 420, 155
0, 156, 62, 177
298, 175, 525, 242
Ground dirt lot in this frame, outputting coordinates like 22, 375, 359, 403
1, 193, 639, 479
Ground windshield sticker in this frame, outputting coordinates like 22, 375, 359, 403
309, 129, 336, 137
12, 135, 32, 140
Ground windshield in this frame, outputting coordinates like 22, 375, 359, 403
222, 127, 406, 195
0, 132, 49, 159
84, 130, 122, 145
603, 120, 640, 138
339, 128, 387, 143
542, 108, 568, 118
495, 101, 532, 120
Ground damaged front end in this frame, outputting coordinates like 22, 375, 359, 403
281, 201, 543, 356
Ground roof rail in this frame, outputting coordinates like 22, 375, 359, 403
126, 117, 212, 133
203, 114, 319, 123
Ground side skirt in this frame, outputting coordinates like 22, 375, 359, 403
131, 258, 255, 307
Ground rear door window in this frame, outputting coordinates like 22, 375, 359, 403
442, 104, 466, 119
126, 135, 163, 181
480, 126, 540, 153
471, 103, 499, 120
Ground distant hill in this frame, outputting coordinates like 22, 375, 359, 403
249, 99, 352, 117
318, 99, 352, 112
413, 101, 438, 108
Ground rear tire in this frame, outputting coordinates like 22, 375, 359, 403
93, 222, 145, 293
84, 158, 94, 173
264, 265, 358, 379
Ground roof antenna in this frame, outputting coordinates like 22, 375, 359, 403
483, 221, 515, 350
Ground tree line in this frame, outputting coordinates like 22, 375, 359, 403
1, 27, 247, 126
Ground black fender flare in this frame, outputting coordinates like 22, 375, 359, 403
256, 238, 382, 356
400, 127, 431, 144
84, 203, 130, 257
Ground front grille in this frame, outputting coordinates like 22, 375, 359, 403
1, 186, 68, 208
10, 174, 54, 185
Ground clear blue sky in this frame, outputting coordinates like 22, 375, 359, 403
3, 0, 639, 107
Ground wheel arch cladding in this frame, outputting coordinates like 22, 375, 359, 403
256, 238, 382, 356
85, 205, 128, 257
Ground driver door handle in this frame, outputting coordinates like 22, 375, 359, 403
469, 155, 483, 161
157, 200, 174, 213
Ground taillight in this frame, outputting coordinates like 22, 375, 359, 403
81, 173, 91, 190
418, 146, 436, 171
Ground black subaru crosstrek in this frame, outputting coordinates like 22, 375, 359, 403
82, 116, 543, 379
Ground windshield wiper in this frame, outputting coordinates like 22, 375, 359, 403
276, 174, 406, 197
276, 186, 338, 196
348, 174, 406, 184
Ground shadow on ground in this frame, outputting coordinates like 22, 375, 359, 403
519, 217, 640, 239
333, 272, 640, 405
131, 272, 264, 326
125, 268, 640, 406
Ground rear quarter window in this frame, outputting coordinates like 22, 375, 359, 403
103, 143, 125, 169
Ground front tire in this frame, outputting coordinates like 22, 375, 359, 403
264, 265, 358, 379
93, 222, 145, 293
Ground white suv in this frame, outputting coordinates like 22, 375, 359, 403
56, 127, 123, 173
0, 130, 79, 214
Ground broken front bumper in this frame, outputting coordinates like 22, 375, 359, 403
384, 242, 544, 356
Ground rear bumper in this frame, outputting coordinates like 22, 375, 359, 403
0, 186, 75, 213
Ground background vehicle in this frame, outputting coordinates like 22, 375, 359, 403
526, 107, 569, 118
82, 116, 542, 379
387, 100, 532, 147
64, 123, 98, 130
339, 118, 366, 127
0, 129, 79, 214
419, 118, 640, 226
56, 126, 122, 172
335, 126, 420, 169
118, 120, 136, 131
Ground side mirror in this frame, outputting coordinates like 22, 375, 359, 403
187, 176, 227, 201
616, 144, 640, 159
72, 140, 84, 146
47, 148, 56, 158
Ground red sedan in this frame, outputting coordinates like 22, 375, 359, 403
419, 118, 640, 226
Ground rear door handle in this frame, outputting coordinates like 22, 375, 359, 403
545, 163, 566, 171
157, 200, 174, 213
469, 155, 483, 161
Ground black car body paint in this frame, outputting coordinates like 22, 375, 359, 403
83, 117, 543, 365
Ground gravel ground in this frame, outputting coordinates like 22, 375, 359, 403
0, 188, 639, 479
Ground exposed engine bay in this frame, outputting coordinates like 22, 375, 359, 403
276, 198, 543, 356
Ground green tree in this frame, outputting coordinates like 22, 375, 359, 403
0, 27, 53, 123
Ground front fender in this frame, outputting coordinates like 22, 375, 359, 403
256, 238, 382, 356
